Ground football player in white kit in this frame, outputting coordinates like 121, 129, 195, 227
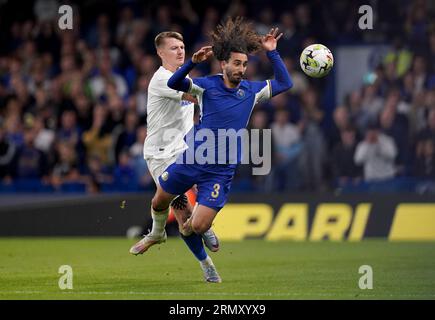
129, 32, 221, 283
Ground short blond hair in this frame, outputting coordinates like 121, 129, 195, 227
154, 31, 184, 49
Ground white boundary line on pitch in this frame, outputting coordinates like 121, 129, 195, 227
1, 291, 435, 298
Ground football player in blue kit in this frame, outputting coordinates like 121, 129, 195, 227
150, 17, 292, 282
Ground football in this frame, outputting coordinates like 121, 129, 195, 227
299, 44, 334, 78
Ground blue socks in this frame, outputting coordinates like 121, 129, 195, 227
181, 232, 207, 261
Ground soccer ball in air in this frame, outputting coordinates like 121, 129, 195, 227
299, 44, 334, 78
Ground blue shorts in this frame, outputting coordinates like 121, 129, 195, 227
159, 163, 235, 212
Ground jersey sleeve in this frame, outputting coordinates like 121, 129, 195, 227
152, 76, 184, 101
251, 80, 272, 104
188, 77, 208, 97
266, 50, 293, 97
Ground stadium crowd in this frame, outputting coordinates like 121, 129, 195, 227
0, 0, 434, 194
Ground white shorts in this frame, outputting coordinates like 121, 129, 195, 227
145, 154, 179, 186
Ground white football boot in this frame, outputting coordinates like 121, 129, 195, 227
201, 228, 220, 252
129, 230, 167, 255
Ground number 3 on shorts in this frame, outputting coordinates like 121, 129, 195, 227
211, 183, 220, 198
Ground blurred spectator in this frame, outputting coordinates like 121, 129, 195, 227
135, 74, 151, 120
277, 11, 301, 58
379, 107, 410, 174
179, 0, 200, 40
414, 138, 435, 179
50, 141, 82, 189
409, 89, 434, 136
33, 115, 55, 153
268, 109, 302, 191
405, 0, 430, 50
96, 31, 121, 68
138, 54, 159, 77
56, 109, 82, 156
56, 54, 89, 99
113, 149, 137, 188
74, 94, 93, 132
114, 109, 138, 164
383, 61, 400, 92
106, 93, 126, 132
3, 103, 24, 147
354, 123, 397, 182
9, 124, 49, 181
383, 37, 413, 79
89, 52, 128, 99
28, 62, 52, 95
255, 7, 275, 36
243, 109, 271, 191
86, 13, 111, 49
359, 84, 385, 129
411, 55, 429, 93
331, 126, 362, 187
264, 91, 292, 117
328, 105, 352, 151
19, 40, 38, 76
82, 104, 113, 166
130, 126, 153, 189
116, 6, 136, 47
295, 4, 315, 41
414, 137, 435, 194
299, 88, 326, 191
10, 77, 34, 113
35, 21, 60, 58
401, 72, 416, 103
31, 88, 51, 115
151, 5, 173, 36
0, 119, 16, 181
3, 57, 24, 90
85, 154, 113, 189
416, 108, 435, 143
347, 89, 365, 132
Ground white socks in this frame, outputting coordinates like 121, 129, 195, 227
200, 255, 213, 267
150, 207, 169, 236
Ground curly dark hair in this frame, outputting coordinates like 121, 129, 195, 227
210, 16, 262, 62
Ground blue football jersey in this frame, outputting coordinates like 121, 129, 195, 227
185, 75, 272, 167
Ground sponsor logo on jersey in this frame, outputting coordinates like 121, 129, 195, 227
181, 100, 193, 107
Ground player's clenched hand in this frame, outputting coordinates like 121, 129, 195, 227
192, 46, 213, 63
261, 27, 283, 51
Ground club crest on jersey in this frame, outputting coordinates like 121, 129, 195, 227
236, 89, 245, 99
161, 171, 169, 181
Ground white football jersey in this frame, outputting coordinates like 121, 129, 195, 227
143, 66, 194, 160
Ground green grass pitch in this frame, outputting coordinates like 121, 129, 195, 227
0, 238, 434, 300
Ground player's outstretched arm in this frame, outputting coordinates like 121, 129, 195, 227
168, 46, 213, 92
261, 28, 293, 97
